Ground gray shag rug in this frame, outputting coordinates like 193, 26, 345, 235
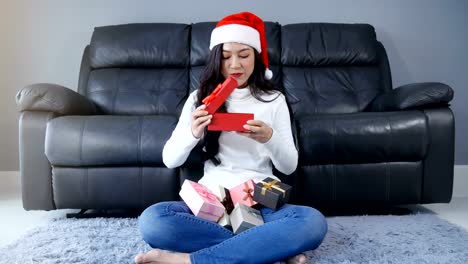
1, 213, 468, 264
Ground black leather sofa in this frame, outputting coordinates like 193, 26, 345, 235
16, 22, 455, 211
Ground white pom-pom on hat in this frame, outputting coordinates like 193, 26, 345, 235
265, 68, 273, 80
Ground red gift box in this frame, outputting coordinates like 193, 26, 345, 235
208, 113, 254, 132
202, 77, 254, 132
202, 76, 238, 115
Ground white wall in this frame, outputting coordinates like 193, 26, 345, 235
0, 0, 467, 170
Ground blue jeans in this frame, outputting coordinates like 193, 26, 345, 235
138, 201, 328, 264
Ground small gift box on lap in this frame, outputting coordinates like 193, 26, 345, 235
253, 177, 292, 210
229, 180, 257, 207
230, 203, 264, 234
217, 212, 232, 230
179, 180, 225, 222
210, 185, 235, 229
211, 185, 235, 214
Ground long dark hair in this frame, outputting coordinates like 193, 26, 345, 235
196, 43, 280, 165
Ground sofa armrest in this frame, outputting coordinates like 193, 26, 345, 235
421, 108, 454, 203
16, 83, 97, 115
19, 111, 57, 210
367, 82, 454, 112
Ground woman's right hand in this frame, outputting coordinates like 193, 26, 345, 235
191, 104, 212, 139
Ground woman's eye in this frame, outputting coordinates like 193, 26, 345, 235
239, 55, 249, 59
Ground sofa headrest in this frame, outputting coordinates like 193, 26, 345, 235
90, 23, 190, 68
281, 23, 378, 66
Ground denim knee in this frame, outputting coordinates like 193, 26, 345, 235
294, 206, 328, 250
138, 202, 177, 249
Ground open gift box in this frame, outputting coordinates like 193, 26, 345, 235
202, 76, 254, 132
208, 113, 254, 132
210, 185, 235, 229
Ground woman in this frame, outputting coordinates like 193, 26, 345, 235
136, 12, 327, 264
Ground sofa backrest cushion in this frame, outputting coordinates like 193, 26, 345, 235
281, 23, 384, 118
81, 22, 391, 117
189, 22, 215, 93
281, 23, 378, 66
86, 24, 190, 115
90, 23, 189, 68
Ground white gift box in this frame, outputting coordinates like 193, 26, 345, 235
229, 203, 264, 234
217, 212, 232, 228
210, 185, 233, 228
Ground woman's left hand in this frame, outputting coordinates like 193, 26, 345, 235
237, 120, 273, 143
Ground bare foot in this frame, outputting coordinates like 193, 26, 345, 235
135, 249, 191, 264
286, 253, 307, 264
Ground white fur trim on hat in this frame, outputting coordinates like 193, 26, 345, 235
210, 24, 261, 52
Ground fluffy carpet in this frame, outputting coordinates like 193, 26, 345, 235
1, 213, 467, 264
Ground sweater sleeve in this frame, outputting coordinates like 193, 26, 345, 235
162, 91, 201, 169
263, 95, 298, 175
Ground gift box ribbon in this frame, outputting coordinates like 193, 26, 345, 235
259, 179, 286, 198
202, 84, 222, 105
193, 184, 218, 203
242, 182, 254, 204
202, 94, 214, 105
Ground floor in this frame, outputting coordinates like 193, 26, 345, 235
1, 173, 468, 248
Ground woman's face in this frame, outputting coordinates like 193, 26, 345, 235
221, 42, 255, 88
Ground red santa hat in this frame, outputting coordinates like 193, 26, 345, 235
209, 12, 273, 80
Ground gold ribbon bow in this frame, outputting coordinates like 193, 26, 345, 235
260, 179, 286, 198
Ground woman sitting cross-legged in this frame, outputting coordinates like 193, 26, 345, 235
135, 11, 328, 264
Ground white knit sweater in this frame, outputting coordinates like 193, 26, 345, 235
162, 87, 298, 190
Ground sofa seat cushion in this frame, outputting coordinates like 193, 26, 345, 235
297, 111, 428, 165
45, 115, 177, 167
